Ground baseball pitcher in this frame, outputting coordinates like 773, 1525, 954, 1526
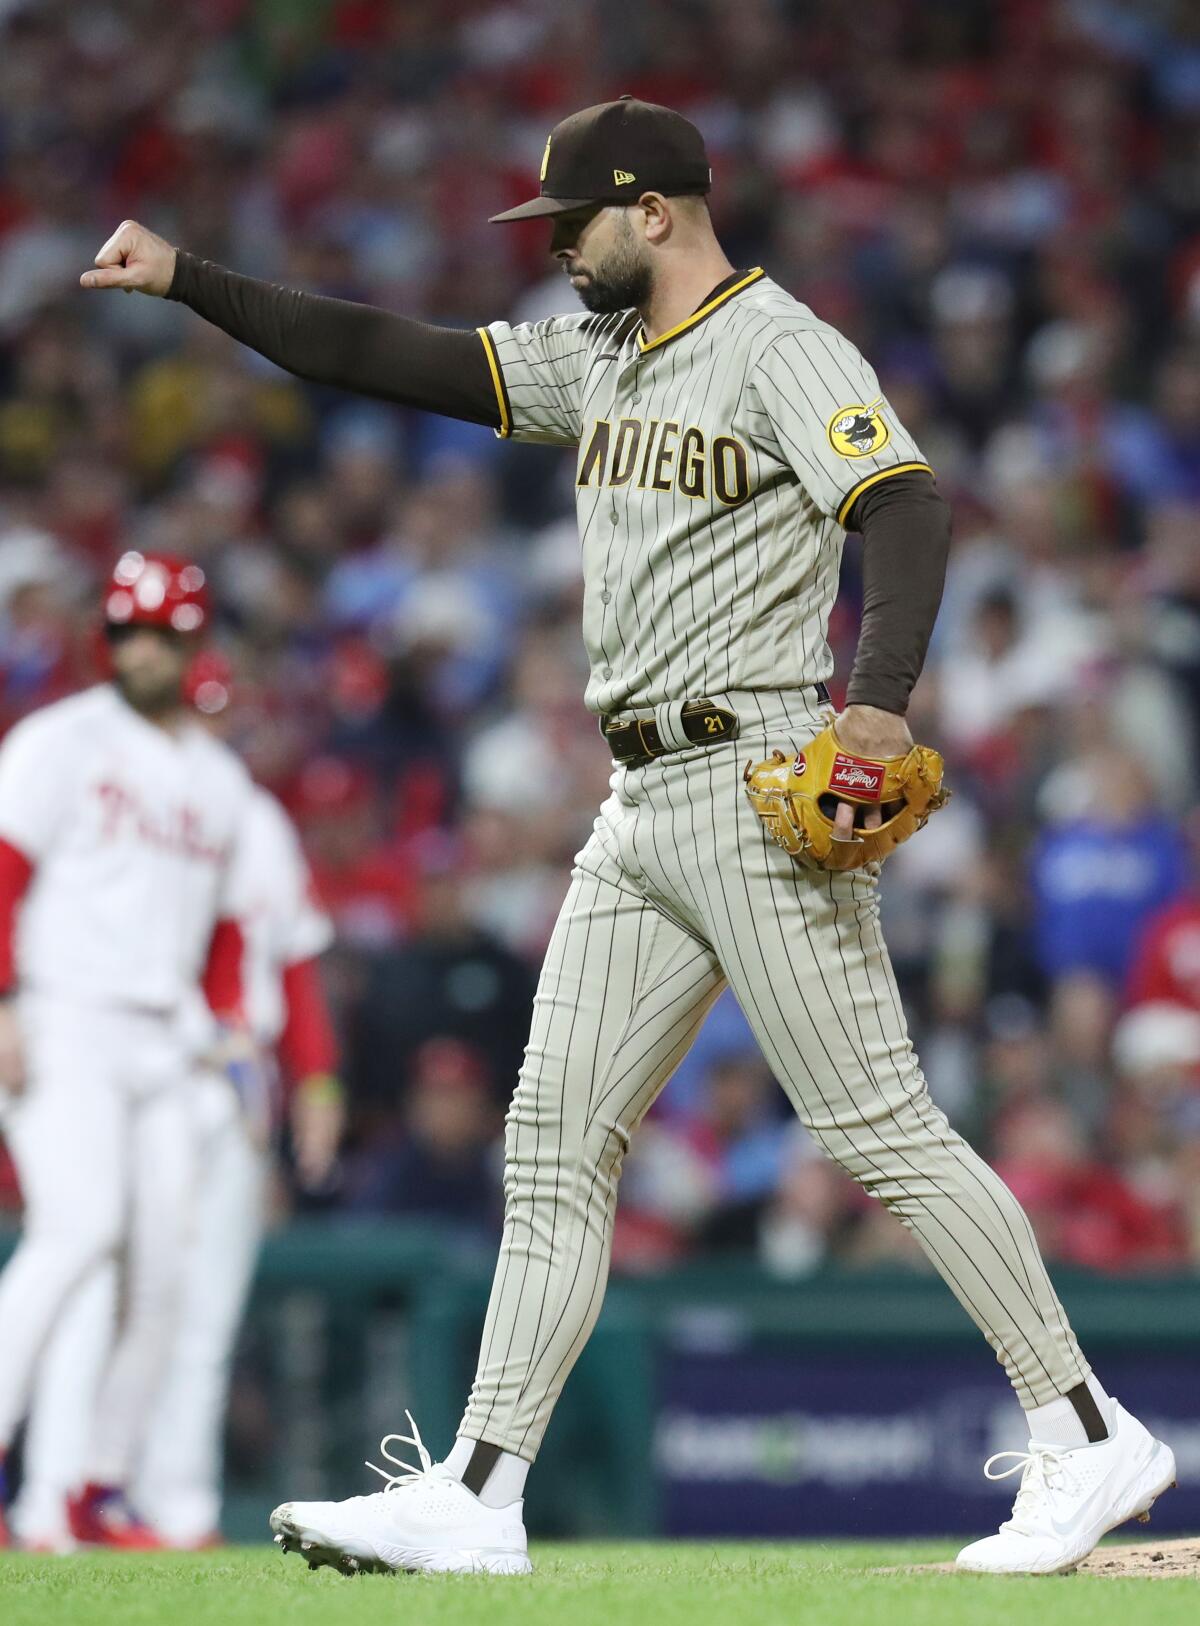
82, 97, 1175, 1577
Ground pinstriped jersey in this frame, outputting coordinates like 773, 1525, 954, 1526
480, 269, 931, 716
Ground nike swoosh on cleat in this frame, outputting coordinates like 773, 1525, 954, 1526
1045, 1453, 1161, 1538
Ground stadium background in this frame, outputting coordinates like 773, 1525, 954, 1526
1, 0, 1199, 1541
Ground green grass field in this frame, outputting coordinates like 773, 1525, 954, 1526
0, 1542, 1197, 1626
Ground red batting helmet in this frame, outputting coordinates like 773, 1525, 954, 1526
184, 648, 234, 715
104, 551, 210, 635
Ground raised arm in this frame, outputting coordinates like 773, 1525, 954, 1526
81, 221, 501, 427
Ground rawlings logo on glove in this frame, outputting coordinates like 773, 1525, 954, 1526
828, 755, 886, 799
743, 721, 948, 872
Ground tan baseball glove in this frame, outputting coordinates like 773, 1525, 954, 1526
743, 721, 948, 872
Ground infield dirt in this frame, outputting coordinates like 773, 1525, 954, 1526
906, 1536, 1200, 1579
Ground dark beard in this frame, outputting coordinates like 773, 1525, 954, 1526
573, 257, 652, 314
112, 670, 184, 719
575, 263, 650, 310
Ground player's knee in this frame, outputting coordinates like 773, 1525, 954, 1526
501, 1115, 625, 1206
504, 1069, 568, 1137
817, 1137, 910, 1205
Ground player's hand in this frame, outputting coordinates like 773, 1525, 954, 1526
830, 704, 913, 840
80, 220, 176, 297
0, 999, 26, 1096
291, 1075, 345, 1191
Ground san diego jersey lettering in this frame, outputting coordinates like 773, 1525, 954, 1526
480, 269, 930, 715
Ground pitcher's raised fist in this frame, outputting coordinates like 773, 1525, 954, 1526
81, 220, 176, 297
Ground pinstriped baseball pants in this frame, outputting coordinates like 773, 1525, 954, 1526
460, 689, 1090, 1461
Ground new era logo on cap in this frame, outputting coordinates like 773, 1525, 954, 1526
613, 169, 636, 185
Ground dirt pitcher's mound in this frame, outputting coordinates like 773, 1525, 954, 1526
1075, 1537, 1200, 1577
900, 1537, 1200, 1579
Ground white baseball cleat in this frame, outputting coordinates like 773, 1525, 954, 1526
956, 1400, 1176, 1575
269, 1413, 531, 1577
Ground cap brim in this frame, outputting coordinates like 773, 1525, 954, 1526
488, 195, 599, 223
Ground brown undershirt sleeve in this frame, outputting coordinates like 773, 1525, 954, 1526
843, 470, 951, 716
166, 250, 502, 429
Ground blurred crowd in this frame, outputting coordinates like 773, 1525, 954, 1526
1, 0, 1199, 1273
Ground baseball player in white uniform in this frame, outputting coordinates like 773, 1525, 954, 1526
0, 554, 253, 1550
136, 761, 340, 1546
84, 97, 1175, 1578
11, 653, 341, 1551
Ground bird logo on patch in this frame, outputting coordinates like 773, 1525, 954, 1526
827, 398, 890, 458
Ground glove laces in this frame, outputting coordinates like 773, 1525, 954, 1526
983, 1445, 1076, 1534
364, 1411, 444, 1492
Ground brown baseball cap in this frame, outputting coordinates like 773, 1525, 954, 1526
489, 95, 712, 223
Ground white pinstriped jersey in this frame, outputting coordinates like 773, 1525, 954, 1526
481, 269, 931, 716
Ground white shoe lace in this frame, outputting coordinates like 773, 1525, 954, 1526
364, 1411, 448, 1494
984, 1446, 1078, 1536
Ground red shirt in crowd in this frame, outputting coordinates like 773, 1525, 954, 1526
1128, 896, 1200, 1011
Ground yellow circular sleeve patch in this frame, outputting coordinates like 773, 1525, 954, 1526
827, 400, 890, 459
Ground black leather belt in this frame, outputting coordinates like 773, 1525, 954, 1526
601, 685, 830, 768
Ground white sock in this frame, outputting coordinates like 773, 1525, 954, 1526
442, 1436, 529, 1508
1025, 1375, 1113, 1449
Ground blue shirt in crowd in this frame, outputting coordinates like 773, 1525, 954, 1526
1031, 817, 1187, 984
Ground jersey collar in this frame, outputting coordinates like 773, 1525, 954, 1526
635, 267, 765, 355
